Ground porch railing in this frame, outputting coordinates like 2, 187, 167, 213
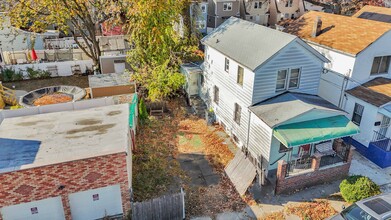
286, 156, 312, 177
371, 130, 391, 151
319, 141, 350, 168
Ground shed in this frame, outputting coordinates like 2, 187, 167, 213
88, 73, 136, 98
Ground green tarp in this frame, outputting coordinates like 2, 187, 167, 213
129, 93, 138, 128
273, 115, 360, 147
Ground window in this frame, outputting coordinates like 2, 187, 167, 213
214, 86, 219, 104
254, 1, 262, 8
224, 57, 230, 72
352, 103, 364, 125
223, 2, 232, 11
285, 0, 293, 7
93, 194, 99, 201
200, 74, 204, 86
289, 68, 300, 89
31, 207, 38, 215
276, 68, 301, 91
370, 56, 391, 75
237, 66, 244, 86
234, 103, 241, 124
201, 5, 206, 13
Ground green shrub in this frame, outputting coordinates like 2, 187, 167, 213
26, 67, 51, 79
138, 98, 148, 123
340, 175, 381, 203
0, 68, 23, 82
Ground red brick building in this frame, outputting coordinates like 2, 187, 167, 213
0, 104, 133, 220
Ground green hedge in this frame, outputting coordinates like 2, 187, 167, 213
340, 175, 381, 203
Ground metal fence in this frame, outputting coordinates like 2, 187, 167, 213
371, 130, 391, 151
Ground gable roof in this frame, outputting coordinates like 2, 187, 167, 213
284, 11, 391, 55
353, 5, 391, 23
249, 92, 342, 128
202, 17, 323, 71
346, 77, 391, 107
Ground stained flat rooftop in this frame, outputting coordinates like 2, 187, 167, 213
88, 73, 133, 88
0, 104, 129, 174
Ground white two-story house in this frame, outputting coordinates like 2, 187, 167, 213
240, 0, 270, 26
200, 17, 359, 192
284, 10, 391, 168
269, 0, 306, 26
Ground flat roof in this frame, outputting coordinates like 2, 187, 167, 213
88, 73, 132, 88
0, 104, 129, 174
284, 11, 391, 55
346, 77, 391, 107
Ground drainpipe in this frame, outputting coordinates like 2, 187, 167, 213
338, 69, 350, 109
246, 109, 252, 150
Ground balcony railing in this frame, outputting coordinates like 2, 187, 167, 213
371, 130, 391, 152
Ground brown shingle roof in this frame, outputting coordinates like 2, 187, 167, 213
353, 5, 391, 18
284, 11, 391, 55
346, 77, 391, 107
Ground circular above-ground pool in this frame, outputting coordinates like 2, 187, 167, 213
19, 86, 86, 107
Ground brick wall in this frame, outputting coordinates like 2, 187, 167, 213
0, 153, 130, 220
275, 146, 355, 195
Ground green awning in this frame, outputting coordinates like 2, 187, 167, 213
129, 93, 138, 128
273, 115, 360, 147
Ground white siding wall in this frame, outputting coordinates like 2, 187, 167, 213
344, 94, 378, 147
247, 113, 273, 162
352, 32, 391, 87
204, 46, 254, 146
252, 42, 323, 104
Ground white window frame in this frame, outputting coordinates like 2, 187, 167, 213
201, 5, 207, 13
370, 56, 391, 75
214, 85, 219, 104
237, 65, 244, 86
352, 103, 364, 126
276, 68, 301, 91
223, 2, 233, 11
224, 57, 230, 72
234, 103, 241, 125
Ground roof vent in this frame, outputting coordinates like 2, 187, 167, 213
311, 16, 322, 37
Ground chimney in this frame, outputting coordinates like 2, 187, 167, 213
311, 16, 322, 37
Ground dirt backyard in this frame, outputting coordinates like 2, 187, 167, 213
132, 98, 252, 218
3, 75, 89, 92
132, 98, 346, 220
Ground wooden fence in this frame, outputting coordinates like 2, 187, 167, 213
131, 189, 185, 220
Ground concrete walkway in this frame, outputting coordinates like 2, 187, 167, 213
178, 153, 220, 186
349, 151, 391, 191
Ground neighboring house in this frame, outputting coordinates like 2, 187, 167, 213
284, 11, 391, 107
0, 104, 135, 219
303, 0, 326, 12
268, 0, 306, 26
352, 5, 391, 23
284, 11, 391, 168
344, 77, 391, 168
190, 1, 209, 34
207, 0, 240, 28
239, 0, 270, 25
200, 17, 359, 193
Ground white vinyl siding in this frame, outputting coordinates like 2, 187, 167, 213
252, 43, 323, 104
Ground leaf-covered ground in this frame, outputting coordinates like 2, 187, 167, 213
132, 98, 249, 218
261, 200, 337, 220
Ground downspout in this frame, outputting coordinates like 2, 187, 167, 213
246, 109, 252, 150
338, 69, 350, 108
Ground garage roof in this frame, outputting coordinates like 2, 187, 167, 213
0, 104, 129, 174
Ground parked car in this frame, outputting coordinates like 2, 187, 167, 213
329, 193, 391, 220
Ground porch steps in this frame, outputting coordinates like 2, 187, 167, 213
190, 96, 207, 118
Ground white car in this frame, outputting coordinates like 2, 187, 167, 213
329, 193, 391, 220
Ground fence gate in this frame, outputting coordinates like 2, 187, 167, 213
131, 189, 185, 220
